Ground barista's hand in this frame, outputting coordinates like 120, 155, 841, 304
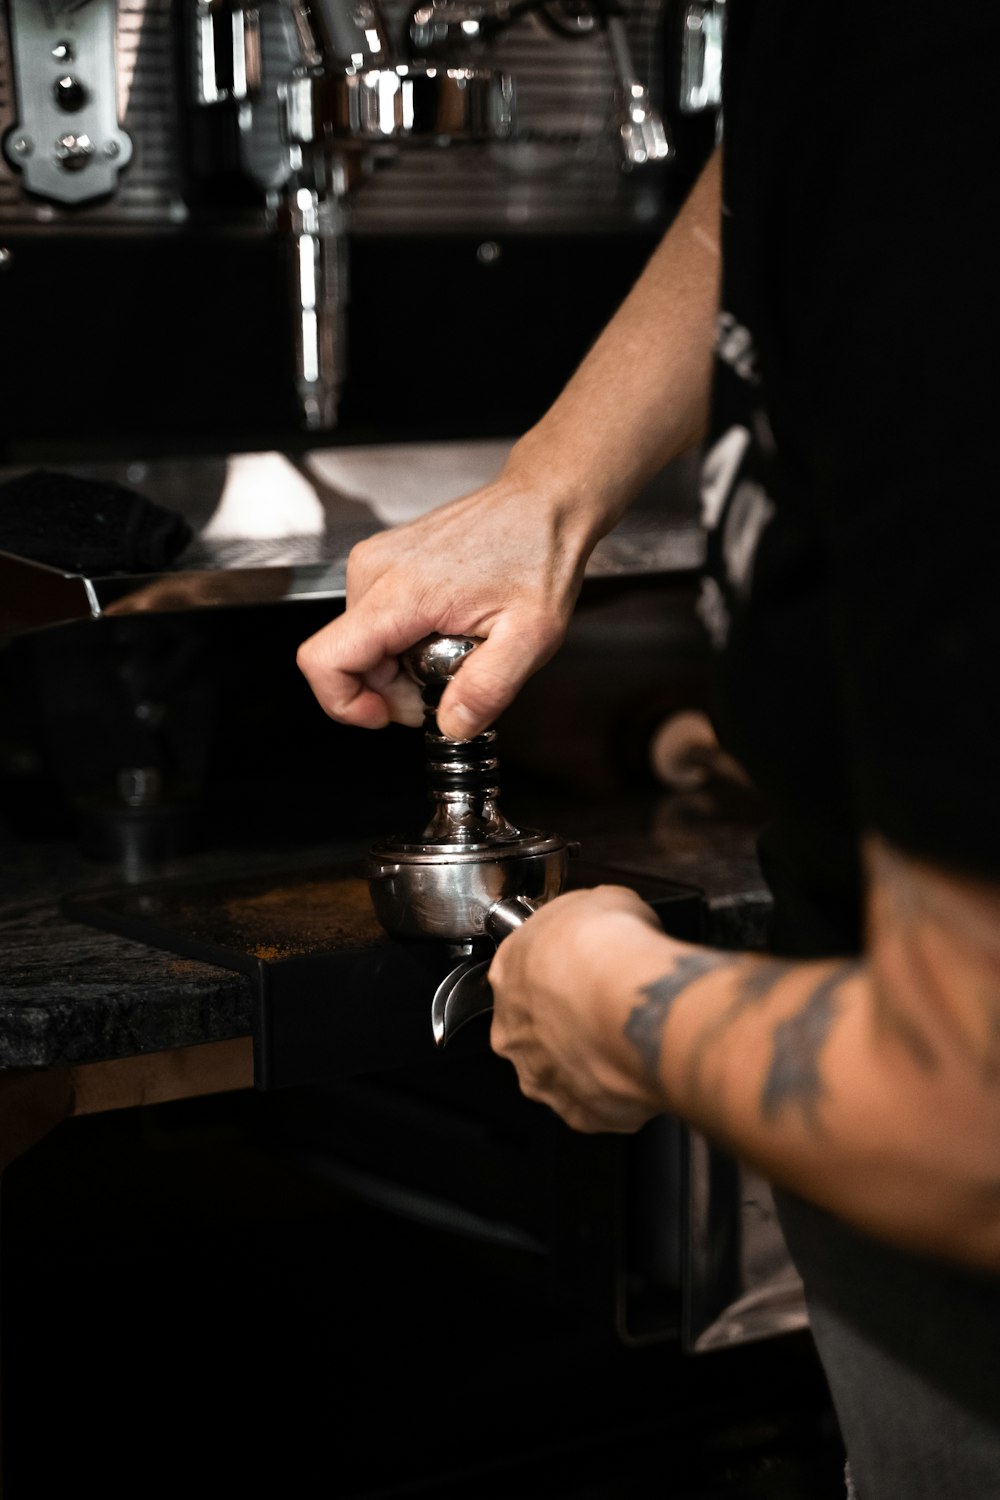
297, 149, 721, 738
296, 457, 599, 739
488, 885, 670, 1133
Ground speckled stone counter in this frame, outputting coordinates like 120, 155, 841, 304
0, 794, 771, 1073
0, 839, 263, 1069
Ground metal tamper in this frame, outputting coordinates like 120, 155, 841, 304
366, 633, 574, 1045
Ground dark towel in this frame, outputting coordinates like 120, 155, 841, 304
0, 468, 193, 575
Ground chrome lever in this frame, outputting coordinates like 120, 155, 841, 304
679, 0, 726, 115
602, 9, 673, 168
194, 0, 262, 105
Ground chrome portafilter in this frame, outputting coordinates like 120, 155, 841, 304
366, 633, 574, 1044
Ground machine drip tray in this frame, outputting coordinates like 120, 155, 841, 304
62, 856, 705, 1091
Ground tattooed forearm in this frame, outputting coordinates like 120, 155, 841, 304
685, 957, 797, 1094
627, 953, 804, 1089
760, 962, 860, 1132
625, 952, 735, 1076
626, 950, 860, 1131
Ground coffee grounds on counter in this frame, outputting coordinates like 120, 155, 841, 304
0, 468, 193, 575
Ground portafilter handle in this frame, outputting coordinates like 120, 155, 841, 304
431, 894, 538, 1047
485, 894, 536, 941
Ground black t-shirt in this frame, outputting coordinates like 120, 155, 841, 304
703, 7, 1000, 1493
703, 0, 1000, 959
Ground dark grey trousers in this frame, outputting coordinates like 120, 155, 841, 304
775, 1192, 1000, 1499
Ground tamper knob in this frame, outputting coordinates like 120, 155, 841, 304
401, 634, 482, 690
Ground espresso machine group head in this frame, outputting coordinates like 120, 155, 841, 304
366, 633, 575, 1043
188, 0, 517, 427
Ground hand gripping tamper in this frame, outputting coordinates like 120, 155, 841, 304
366, 634, 575, 1045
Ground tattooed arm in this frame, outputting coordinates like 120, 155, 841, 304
488, 837, 1000, 1272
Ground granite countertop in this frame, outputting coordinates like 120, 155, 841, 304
0, 837, 259, 1071
0, 793, 770, 1073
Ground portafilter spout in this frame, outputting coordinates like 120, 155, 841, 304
366, 633, 575, 1043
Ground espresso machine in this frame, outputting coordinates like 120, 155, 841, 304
0, 0, 723, 454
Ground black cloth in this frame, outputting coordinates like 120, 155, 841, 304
708, 0, 1000, 886
0, 469, 192, 575
702, 2, 1000, 1494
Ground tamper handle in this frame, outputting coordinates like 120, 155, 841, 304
401, 631, 508, 840
400, 634, 483, 691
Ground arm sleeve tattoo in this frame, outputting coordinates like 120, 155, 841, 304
761, 963, 860, 1132
624, 951, 735, 1076
624, 946, 860, 1136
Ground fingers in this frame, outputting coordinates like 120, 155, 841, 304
488, 886, 658, 1011
298, 595, 565, 736
487, 889, 661, 1136
508, 883, 660, 934
298, 474, 578, 733
435, 612, 563, 739
378, 670, 424, 729
296, 605, 415, 729
357, 655, 425, 730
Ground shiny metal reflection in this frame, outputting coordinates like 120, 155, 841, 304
328, 63, 515, 141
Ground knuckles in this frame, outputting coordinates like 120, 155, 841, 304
295, 637, 319, 683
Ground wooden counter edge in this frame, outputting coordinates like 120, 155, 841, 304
0, 1036, 255, 1172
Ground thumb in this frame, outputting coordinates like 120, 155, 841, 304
435, 615, 562, 739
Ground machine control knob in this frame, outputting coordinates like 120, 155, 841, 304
54, 132, 94, 170
54, 75, 88, 112
401, 634, 483, 691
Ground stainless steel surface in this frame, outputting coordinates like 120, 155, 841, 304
427, 890, 534, 1045
430, 950, 490, 1043
401, 632, 480, 685
2, 0, 133, 204
193, 0, 263, 105
0, 0, 678, 235
408, 0, 499, 59
0, 441, 706, 638
400, 0, 668, 164
0, 0, 686, 434
187, 2, 511, 429
398, 632, 521, 849
239, 5, 510, 425
484, 891, 536, 939
278, 182, 347, 429
603, 12, 672, 168
287, 0, 394, 69
327, 63, 515, 142
190, 2, 374, 430
53, 131, 96, 170
368, 834, 569, 939
431, 960, 491, 1044
194, 2, 304, 193
678, 0, 725, 115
